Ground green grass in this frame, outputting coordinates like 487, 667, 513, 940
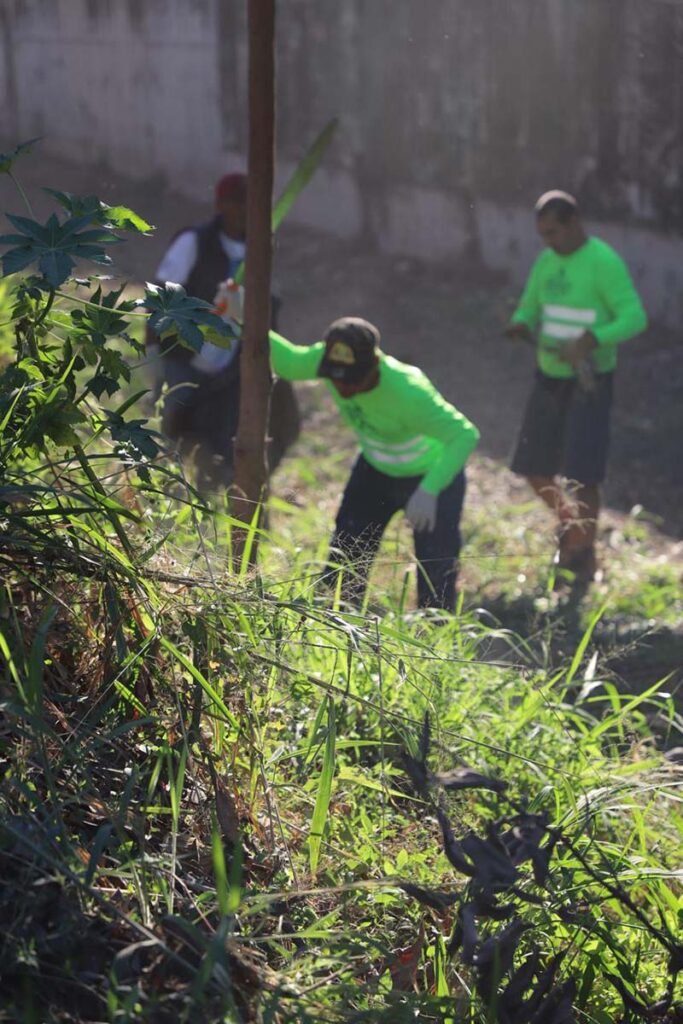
2, 451, 682, 1020
0, 275, 682, 1022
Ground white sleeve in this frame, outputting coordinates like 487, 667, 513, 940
154, 231, 199, 286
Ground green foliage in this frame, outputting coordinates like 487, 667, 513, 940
308, 696, 337, 876
2, 551, 680, 1021
0, 211, 121, 286
0, 144, 169, 486
44, 187, 155, 233
0, 139, 681, 1023
142, 281, 235, 351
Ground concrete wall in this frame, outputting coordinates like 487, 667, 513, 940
2, 0, 683, 321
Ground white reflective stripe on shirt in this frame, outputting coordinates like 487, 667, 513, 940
364, 447, 432, 466
542, 321, 585, 340
543, 304, 597, 324
358, 434, 430, 455
362, 441, 433, 465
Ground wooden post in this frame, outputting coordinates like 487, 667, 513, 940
230, 0, 275, 562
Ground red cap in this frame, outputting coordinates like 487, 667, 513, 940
215, 173, 247, 205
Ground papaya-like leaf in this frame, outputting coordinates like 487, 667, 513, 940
0, 211, 121, 287
141, 282, 234, 353
103, 204, 154, 234
70, 285, 133, 346
105, 411, 162, 462
44, 189, 154, 233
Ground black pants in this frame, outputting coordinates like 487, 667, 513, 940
511, 371, 613, 485
160, 350, 300, 494
326, 456, 466, 611
161, 350, 241, 493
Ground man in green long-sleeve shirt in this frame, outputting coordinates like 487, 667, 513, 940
507, 190, 647, 582
269, 316, 480, 609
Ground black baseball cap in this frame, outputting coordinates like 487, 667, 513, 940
317, 317, 381, 384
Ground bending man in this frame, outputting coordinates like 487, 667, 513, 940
268, 316, 480, 610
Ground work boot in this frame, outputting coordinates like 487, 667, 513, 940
555, 492, 598, 586
553, 541, 598, 590
564, 545, 598, 583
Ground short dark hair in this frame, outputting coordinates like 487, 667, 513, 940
535, 190, 579, 223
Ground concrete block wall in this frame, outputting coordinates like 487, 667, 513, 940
2, 0, 683, 322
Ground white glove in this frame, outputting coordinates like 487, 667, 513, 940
191, 339, 239, 375
405, 487, 437, 532
213, 279, 244, 324
191, 279, 243, 374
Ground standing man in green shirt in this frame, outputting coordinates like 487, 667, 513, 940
507, 191, 647, 582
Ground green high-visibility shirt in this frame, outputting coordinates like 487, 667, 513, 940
269, 332, 480, 495
511, 237, 647, 379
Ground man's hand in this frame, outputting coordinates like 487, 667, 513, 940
505, 321, 534, 344
558, 330, 598, 392
558, 330, 597, 369
405, 487, 437, 532
213, 279, 244, 323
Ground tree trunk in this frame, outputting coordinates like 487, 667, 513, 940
230, 0, 275, 563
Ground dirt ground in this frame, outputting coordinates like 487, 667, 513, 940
2, 147, 682, 543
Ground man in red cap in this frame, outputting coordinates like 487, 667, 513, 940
148, 173, 299, 494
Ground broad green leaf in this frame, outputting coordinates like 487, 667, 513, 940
104, 204, 154, 234
44, 188, 154, 233
141, 282, 235, 353
70, 284, 133, 347
26, 401, 87, 448
212, 822, 230, 917
105, 411, 162, 462
0, 211, 121, 287
227, 839, 243, 915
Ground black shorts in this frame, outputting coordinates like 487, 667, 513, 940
511, 371, 613, 485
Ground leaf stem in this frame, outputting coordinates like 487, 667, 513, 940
34, 287, 56, 328
7, 170, 35, 216
55, 289, 147, 316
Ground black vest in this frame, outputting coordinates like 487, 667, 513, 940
156, 218, 243, 361
184, 217, 243, 303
